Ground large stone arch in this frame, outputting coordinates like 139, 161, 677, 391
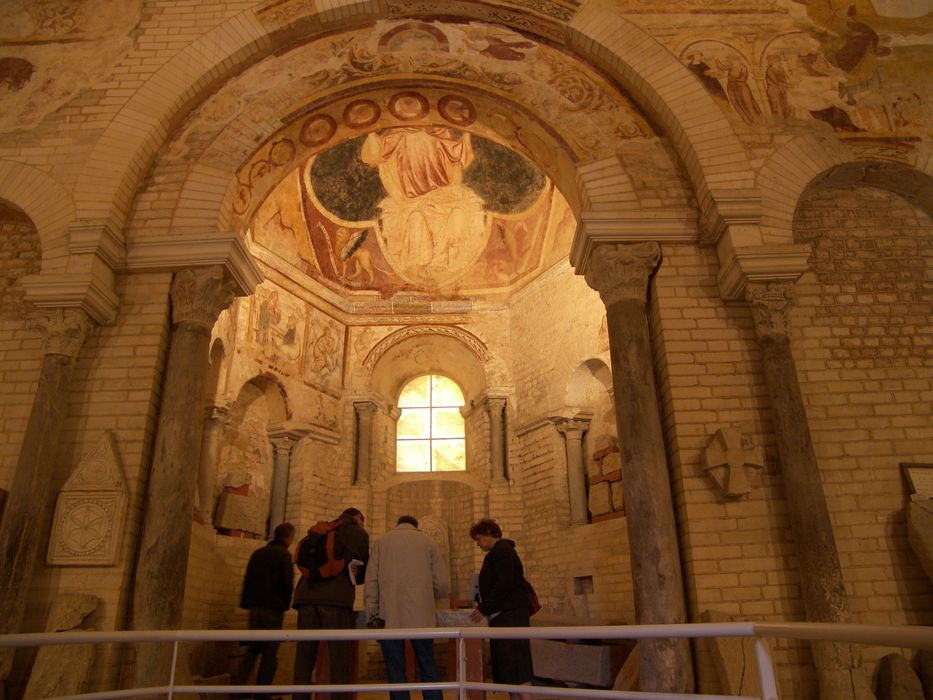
566, 2, 758, 236
76, 0, 755, 250
0, 160, 74, 273
366, 326, 497, 405
759, 137, 933, 245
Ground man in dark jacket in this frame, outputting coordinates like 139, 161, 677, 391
237, 521, 296, 695
292, 507, 369, 699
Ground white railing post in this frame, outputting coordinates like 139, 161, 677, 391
167, 640, 179, 700
754, 637, 780, 700
458, 635, 466, 700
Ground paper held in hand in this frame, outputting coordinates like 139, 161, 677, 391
349, 559, 364, 585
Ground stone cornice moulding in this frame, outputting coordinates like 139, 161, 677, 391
350, 396, 388, 416
123, 231, 263, 295
268, 420, 339, 445
698, 190, 763, 247
570, 210, 697, 275
515, 409, 594, 436
68, 222, 126, 269
20, 272, 120, 325
717, 244, 812, 301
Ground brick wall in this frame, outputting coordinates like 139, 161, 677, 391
792, 185, 933, 638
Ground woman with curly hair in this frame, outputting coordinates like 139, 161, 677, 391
469, 518, 533, 700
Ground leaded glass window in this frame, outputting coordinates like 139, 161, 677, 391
396, 375, 466, 472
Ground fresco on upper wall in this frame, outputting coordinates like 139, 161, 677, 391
0, 0, 142, 133
679, 0, 932, 140
176, 18, 653, 208
252, 129, 573, 299
237, 283, 347, 398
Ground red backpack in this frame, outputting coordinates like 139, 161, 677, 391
295, 520, 346, 581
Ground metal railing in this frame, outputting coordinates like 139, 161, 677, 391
2, 622, 932, 700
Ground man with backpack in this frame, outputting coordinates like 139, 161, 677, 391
292, 507, 369, 699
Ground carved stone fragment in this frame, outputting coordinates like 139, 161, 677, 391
48, 432, 127, 566
701, 427, 765, 499
23, 594, 99, 700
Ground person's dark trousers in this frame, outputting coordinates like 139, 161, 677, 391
236, 607, 285, 699
293, 604, 356, 700
378, 638, 442, 700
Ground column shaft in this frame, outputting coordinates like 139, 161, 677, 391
268, 437, 293, 535
354, 402, 377, 484
556, 420, 589, 525
0, 309, 91, 680
133, 268, 236, 690
585, 243, 692, 694
748, 284, 863, 700
486, 398, 507, 482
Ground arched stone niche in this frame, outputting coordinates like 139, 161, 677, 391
212, 374, 290, 535
361, 326, 504, 481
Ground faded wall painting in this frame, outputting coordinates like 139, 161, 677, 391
303, 311, 346, 397
216, 19, 654, 221
239, 284, 347, 395
253, 128, 570, 298
680, 0, 932, 138
0, 0, 142, 132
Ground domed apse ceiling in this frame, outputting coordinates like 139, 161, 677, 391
252, 123, 576, 300
176, 19, 658, 303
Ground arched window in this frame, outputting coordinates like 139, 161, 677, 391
396, 374, 466, 472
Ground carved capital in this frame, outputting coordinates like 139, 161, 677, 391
34, 308, 93, 358
583, 242, 661, 306
270, 435, 296, 458
354, 401, 378, 418
554, 417, 590, 439
746, 282, 795, 340
485, 397, 506, 419
170, 267, 237, 330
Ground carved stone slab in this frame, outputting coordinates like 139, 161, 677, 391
701, 428, 765, 499
47, 432, 127, 566
23, 593, 99, 700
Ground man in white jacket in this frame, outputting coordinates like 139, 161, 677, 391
364, 515, 450, 700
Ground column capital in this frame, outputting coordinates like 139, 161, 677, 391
170, 266, 238, 330
746, 282, 795, 340
34, 308, 93, 358
484, 396, 507, 414
269, 435, 297, 456
203, 403, 229, 423
353, 400, 379, 417
584, 242, 661, 306
553, 416, 590, 438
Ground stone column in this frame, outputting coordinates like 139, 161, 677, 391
196, 404, 228, 522
555, 418, 590, 525
353, 401, 377, 484
583, 242, 693, 694
132, 267, 237, 689
0, 309, 93, 680
266, 435, 295, 536
746, 282, 864, 700
485, 397, 507, 482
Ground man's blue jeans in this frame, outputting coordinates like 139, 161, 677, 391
378, 638, 442, 700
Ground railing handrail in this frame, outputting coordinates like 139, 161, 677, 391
1, 621, 931, 648
2, 621, 932, 700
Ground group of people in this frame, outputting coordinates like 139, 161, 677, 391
237, 509, 535, 700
